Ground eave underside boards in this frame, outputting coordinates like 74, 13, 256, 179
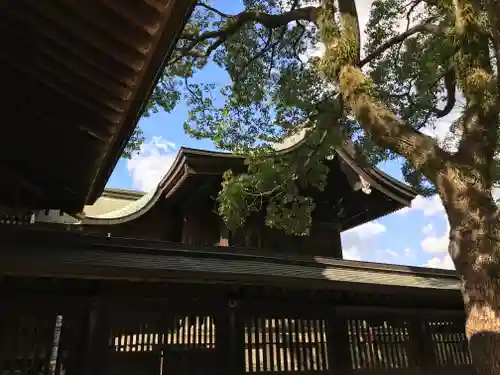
0, 227, 460, 294
0, 0, 194, 211
175, 154, 407, 231
312, 158, 406, 230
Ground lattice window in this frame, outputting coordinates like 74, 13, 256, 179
165, 316, 215, 348
427, 320, 471, 366
110, 315, 215, 353
0, 312, 63, 374
244, 317, 329, 372
49, 315, 63, 373
347, 319, 411, 370
0, 207, 35, 225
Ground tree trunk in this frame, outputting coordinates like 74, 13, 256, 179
447, 206, 500, 374
462, 274, 500, 374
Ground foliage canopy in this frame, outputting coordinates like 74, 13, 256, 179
123, 0, 500, 236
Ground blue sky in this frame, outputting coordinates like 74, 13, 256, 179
106, 0, 454, 270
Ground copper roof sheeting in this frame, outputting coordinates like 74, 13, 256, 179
0, 0, 195, 211
0, 227, 460, 292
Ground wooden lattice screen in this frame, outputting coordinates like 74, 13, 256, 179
426, 318, 472, 367
0, 303, 83, 375
0, 282, 472, 375
106, 306, 218, 375
243, 317, 329, 373
110, 315, 216, 352
0, 312, 59, 374
347, 318, 412, 371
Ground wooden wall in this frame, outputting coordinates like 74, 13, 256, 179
71, 192, 345, 258
79, 203, 183, 242
181, 205, 221, 246
230, 217, 343, 258
0, 278, 471, 375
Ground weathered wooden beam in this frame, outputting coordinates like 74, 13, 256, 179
0, 162, 48, 201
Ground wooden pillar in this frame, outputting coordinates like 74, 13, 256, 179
81, 301, 98, 375
60, 308, 90, 375
216, 300, 245, 375
182, 208, 221, 246
83, 299, 109, 375
303, 222, 343, 258
408, 317, 437, 374
330, 222, 343, 259
327, 310, 352, 374
0, 303, 7, 373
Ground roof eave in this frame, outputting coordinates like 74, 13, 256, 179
79, 145, 418, 227
85, 0, 197, 206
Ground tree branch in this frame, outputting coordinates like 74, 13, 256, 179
334, 0, 448, 178
233, 28, 274, 83
432, 69, 456, 118
453, 0, 498, 180
292, 21, 308, 70
196, 2, 229, 18
485, 0, 500, 93
338, 0, 361, 64
360, 23, 446, 67
392, 1, 423, 70
176, 6, 320, 65
183, 6, 320, 44
340, 67, 449, 179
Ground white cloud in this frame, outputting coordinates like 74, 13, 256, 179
424, 254, 455, 270
341, 220, 386, 261
127, 136, 177, 191
421, 217, 449, 253
151, 137, 176, 153
343, 246, 362, 261
420, 219, 454, 269
422, 223, 433, 234
384, 249, 399, 258
344, 221, 386, 238
493, 186, 500, 201
421, 233, 448, 254
412, 195, 445, 216
398, 195, 445, 216
395, 206, 411, 215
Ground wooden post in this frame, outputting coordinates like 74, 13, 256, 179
81, 301, 99, 375
83, 299, 109, 375
327, 310, 352, 374
331, 222, 343, 259
58, 310, 86, 375
408, 317, 436, 374
216, 299, 245, 375
0, 305, 7, 373
304, 222, 343, 258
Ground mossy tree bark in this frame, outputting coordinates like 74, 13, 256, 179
442, 168, 500, 374
320, 0, 500, 372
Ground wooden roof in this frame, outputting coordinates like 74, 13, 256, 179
80, 146, 417, 231
0, 226, 461, 295
0, 0, 195, 212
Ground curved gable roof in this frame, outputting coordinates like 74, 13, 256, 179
79, 134, 417, 229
